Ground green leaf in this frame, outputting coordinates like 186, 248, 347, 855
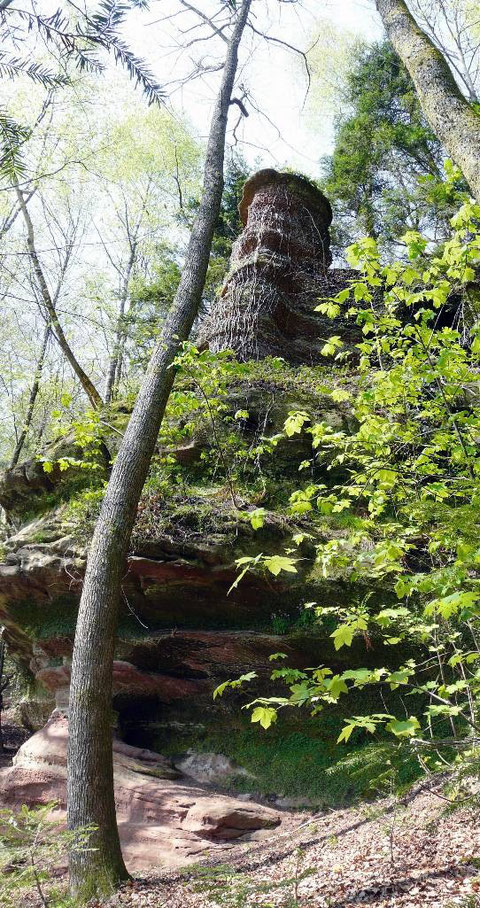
330, 624, 355, 650
386, 669, 410, 690
263, 555, 298, 577
213, 680, 232, 700
337, 723, 356, 743
327, 675, 349, 699
385, 716, 420, 738
321, 336, 343, 357
425, 591, 479, 619
228, 555, 262, 594
315, 300, 340, 317
249, 508, 266, 530
213, 671, 257, 699
330, 388, 351, 403
284, 410, 310, 437
251, 706, 277, 730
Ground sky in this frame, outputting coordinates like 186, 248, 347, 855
126, 0, 384, 178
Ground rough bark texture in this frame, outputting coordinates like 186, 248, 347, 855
199, 169, 360, 362
375, 0, 480, 202
66, 1, 252, 899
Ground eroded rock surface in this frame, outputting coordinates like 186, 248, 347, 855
0, 173, 368, 837
0, 714, 281, 871
199, 169, 360, 362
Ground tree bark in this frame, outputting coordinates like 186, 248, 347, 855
14, 184, 103, 409
67, 1, 252, 899
9, 322, 51, 468
375, 0, 480, 202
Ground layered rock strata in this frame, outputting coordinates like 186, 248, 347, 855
199, 169, 359, 362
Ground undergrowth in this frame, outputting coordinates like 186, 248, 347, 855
154, 713, 423, 807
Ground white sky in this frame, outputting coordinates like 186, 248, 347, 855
125, 0, 384, 178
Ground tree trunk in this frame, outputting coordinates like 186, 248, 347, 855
14, 184, 103, 409
10, 322, 51, 468
375, 0, 480, 201
67, 1, 251, 899
0, 630, 6, 754
105, 241, 136, 404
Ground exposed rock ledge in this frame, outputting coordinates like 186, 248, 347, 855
0, 714, 282, 871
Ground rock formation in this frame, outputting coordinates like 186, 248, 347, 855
0, 170, 379, 844
0, 714, 281, 871
199, 169, 359, 362
0, 368, 357, 743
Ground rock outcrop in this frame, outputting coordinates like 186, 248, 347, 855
0, 714, 281, 870
199, 169, 359, 362
0, 502, 362, 744
0, 171, 377, 826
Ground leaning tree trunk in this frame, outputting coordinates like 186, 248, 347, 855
375, 0, 480, 202
10, 322, 51, 468
15, 184, 103, 409
67, 0, 252, 899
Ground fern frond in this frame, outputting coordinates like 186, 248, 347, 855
0, 53, 68, 87
0, 112, 30, 181
3, 2, 164, 106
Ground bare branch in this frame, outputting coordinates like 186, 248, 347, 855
230, 96, 249, 117
178, 0, 229, 43
247, 20, 312, 98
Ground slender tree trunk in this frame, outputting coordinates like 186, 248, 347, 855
375, 0, 480, 201
105, 242, 136, 404
9, 322, 51, 468
0, 189, 36, 240
67, 1, 252, 899
14, 184, 103, 409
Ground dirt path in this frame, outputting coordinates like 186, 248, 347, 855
96, 777, 480, 908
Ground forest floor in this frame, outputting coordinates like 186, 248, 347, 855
3, 721, 480, 908
95, 775, 480, 908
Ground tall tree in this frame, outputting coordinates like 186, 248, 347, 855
0, 80, 199, 466
321, 41, 460, 248
9, 322, 50, 468
14, 184, 103, 409
375, 0, 480, 201
66, 0, 252, 899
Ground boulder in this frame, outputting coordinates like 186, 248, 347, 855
0, 715, 281, 871
10, 695, 55, 732
182, 797, 279, 840
173, 751, 255, 786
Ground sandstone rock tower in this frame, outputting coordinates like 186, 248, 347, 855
200, 169, 353, 363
